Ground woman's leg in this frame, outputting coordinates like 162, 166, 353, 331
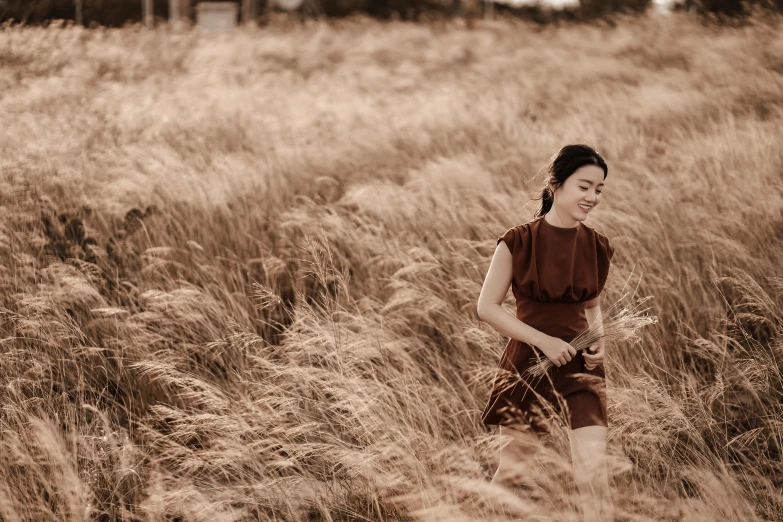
568, 425, 615, 522
490, 424, 541, 489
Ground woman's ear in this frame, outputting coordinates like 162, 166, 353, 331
547, 176, 559, 194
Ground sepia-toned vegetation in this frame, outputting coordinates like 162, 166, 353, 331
1, 10, 783, 521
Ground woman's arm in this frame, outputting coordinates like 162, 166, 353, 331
477, 242, 548, 347
583, 302, 605, 369
585, 302, 603, 333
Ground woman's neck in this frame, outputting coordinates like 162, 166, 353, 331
544, 211, 579, 229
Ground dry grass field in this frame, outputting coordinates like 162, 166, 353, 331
1, 10, 783, 521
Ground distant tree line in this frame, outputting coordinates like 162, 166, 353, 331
1, 0, 172, 27
671, 0, 783, 19
0, 0, 780, 25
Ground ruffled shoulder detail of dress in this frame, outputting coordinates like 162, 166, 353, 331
496, 222, 533, 256
583, 224, 615, 263
580, 224, 615, 307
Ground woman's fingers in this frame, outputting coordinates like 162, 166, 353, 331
583, 349, 603, 370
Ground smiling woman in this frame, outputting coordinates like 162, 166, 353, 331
477, 144, 616, 522
536, 147, 605, 228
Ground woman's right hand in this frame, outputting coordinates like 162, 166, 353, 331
535, 336, 578, 367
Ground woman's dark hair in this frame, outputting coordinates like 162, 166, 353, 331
533, 144, 608, 218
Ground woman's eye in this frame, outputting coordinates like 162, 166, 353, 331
580, 187, 588, 190
596, 191, 602, 195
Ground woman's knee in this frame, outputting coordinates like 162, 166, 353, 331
568, 425, 607, 473
499, 425, 540, 461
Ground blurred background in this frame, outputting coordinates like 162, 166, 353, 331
3, 0, 781, 25
1, 0, 783, 521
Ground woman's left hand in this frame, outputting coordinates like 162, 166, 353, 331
583, 339, 605, 370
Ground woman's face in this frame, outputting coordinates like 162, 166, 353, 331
550, 165, 605, 223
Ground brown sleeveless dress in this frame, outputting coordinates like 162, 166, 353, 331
480, 215, 615, 434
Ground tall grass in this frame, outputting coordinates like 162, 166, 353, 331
1, 10, 782, 521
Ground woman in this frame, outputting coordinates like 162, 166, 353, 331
477, 144, 616, 522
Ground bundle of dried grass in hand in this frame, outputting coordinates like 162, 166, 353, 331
524, 294, 658, 379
